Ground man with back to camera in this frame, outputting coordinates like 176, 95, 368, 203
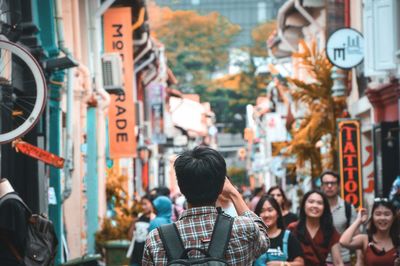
320, 170, 363, 266
142, 146, 270, 265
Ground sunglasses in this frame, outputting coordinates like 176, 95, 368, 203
374, 197, 389, 203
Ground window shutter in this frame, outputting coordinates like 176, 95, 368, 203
363, 0, 375, 76
373, 0, 396, 70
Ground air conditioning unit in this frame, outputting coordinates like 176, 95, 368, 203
101, 53, 124, 94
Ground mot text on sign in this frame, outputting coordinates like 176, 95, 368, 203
338, 119, 363, 208
104, 7, 136, 158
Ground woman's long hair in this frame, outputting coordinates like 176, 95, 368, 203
296, 190, 334, 247
367, 200, 400, 247
267, 186, 289, 210
254, 195, 285, 229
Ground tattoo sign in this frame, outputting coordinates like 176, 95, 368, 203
337, 119, 363, 208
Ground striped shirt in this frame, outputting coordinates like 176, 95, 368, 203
142, 206, 270, 265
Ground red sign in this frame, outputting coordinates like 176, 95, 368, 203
338, 119, 363, 208
12, 139, 65, 169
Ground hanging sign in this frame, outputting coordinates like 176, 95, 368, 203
12, 139, 65, 168
337, 119, 363, 208
147, 82, 166, 144
104, 7, 136, 158
326, 28, 364, 69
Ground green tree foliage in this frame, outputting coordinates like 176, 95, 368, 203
150, 5, 277, 134
285, 40, 335, 178
207, 21, 276, 133
250, 20, 276, 57
153, 9, 240, 92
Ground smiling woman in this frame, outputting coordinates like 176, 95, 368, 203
287, 190, 344, 266
339, 200, 400, 266
254, 196, 304, 266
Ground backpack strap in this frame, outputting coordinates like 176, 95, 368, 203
158, 223, 185, 261
207, 213, 234, 259
345, 201, 351, 228
282, 230, 290, 260
0, 193, 32, 215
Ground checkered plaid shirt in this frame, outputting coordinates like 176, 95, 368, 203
142, 206, 270, 265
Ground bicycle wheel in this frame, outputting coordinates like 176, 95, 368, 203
0, 40, 47, 144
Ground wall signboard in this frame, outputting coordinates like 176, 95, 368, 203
326, 28, 364, 69
337, 119, 363, 208
104, 7, 136, 158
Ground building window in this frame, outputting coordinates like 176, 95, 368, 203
257, 2, 267, 23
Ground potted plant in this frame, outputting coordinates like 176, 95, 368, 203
95, 169, 141, 266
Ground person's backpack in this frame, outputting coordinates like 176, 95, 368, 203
254, 229, 290, 265
265, 229, 290, 262
158, 212, 234, 265
0, 193, 58, 266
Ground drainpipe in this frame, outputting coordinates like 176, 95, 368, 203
84, 0, 99, 255
96, 85, 110, 221
48, 74, 64, 266
54, 0, 75, 203
52, 1, 77, 262
35, 0, 64, 264
85, 0, 114, 254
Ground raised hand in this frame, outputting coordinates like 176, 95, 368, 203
357, 208, 368, 224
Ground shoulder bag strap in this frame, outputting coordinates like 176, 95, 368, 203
0, 193, 32, 215
345, 202, 351, 228
282, 230, 290, 260
207, 213, 234, 259
308, 236, 326, 265
158, 223, 185, 260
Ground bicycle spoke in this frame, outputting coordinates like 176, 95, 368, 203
0, 91, 38, 100
17, 96, 38, 99
13, 101, 33, 115
0, 103, 28, 123
0, 103, 13, 113
15, 96, 35, 107
10, 78, 37, 85
0, 102, 25, 120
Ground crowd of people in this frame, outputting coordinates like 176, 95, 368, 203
0, 147, 398, 265
125, 146, 400, 266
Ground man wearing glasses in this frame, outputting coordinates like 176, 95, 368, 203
320, 170, 362, 266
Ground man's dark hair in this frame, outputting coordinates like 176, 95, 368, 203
174, 146, 226, 206
319, 170, 340, 183
156, 186, 171, 197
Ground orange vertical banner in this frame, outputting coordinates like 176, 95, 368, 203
104, 8, 136, 158
338, 119, 363, 208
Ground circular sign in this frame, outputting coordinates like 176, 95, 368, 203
326, 28, 364, 69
